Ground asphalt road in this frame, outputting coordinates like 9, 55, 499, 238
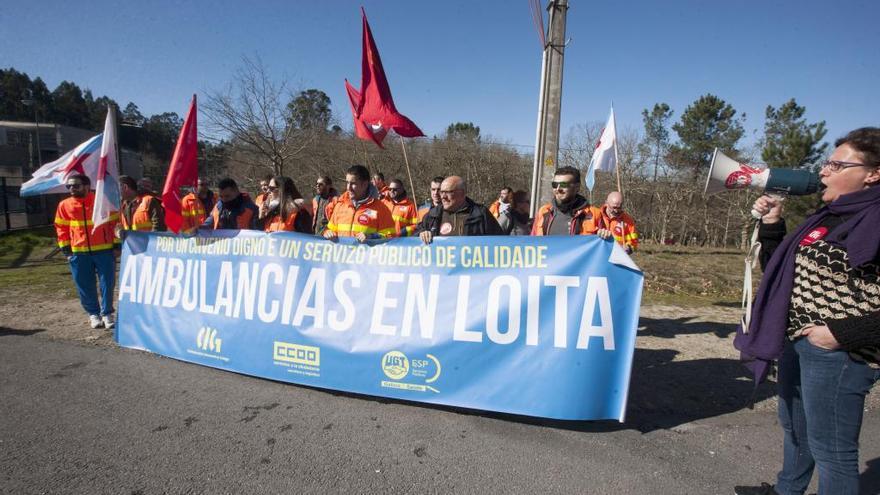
2, 333, 879, 494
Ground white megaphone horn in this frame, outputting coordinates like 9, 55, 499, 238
705, 148, 820, 195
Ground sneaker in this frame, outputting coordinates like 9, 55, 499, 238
734, 483, 778, 495
101, 314, 115, 329
89, 314, 104, 329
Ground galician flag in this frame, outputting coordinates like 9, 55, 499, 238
20, 133, 104, 196
92, 106, 120, 233
585, 105, 617, 191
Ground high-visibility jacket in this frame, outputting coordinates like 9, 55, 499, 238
264, 211, 299, 232
488, 200, 501, 218
417, 201, 434, 222
55, 192, 120, 255
264, 200, 312, 233
121, 194, 164, 232
205, 194, 259, 230
324, 192, 395, 239
312, 190, 338, 234
599, 206, 639, 250
255, 192, 268, 209
180, 192, 207, 234
531, 201, 603, 236
382, 196, 419, 237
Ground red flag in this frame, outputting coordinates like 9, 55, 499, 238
162, 95, 198, 234
345, 79, 387, 148
346, 8, 424, 147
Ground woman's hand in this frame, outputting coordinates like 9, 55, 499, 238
752, 195, 783, 224
801, 325, 841, 350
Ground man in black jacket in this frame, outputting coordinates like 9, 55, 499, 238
415, 175, 503, 244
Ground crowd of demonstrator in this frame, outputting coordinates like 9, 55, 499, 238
54, 163, 640, 329
53, 127, 880, 494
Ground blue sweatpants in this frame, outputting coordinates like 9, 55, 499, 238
68, 250, 116, 317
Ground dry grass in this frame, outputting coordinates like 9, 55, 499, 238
633, 242, 748, 307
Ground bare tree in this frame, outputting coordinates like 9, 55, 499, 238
202, 56, 319, 183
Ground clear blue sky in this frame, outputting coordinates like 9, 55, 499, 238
3, 0, 878, 152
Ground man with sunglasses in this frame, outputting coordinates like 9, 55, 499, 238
415, 175, 503, 244
531, 166, 612, 239
54, 174, 121, 329
382, 179, 419, 237
312, 175, 338, 234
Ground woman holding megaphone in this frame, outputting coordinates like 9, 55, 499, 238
735, 128, 880, 495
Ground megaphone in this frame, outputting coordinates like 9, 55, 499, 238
704, 148, 820, 196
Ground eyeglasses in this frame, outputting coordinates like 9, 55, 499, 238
66, 183, 84, 189
551, 181, 574, 189
821, 160, 868, 173
439, 190, 458, 196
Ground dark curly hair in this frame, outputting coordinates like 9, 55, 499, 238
835, 127, 880, 169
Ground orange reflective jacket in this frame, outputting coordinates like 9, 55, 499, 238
382, 196, 419, 237
121, 194, 163, 232
488, 200, 501, 218
55, 192, 120, 254
599, 206, 639, 250
531, 202, 603, 236
180, 192, 206, 234
325, 192, 395, 238
417, 202, 434, 222
264, 211, 299, 232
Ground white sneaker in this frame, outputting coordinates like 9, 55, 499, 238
102, 314, 115, 329
89, 314, 104, 329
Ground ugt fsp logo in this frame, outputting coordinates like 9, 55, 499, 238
196, 326, 222, 353
381, 351, 409, 380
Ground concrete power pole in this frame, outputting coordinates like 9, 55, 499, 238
529, 0, 568, 217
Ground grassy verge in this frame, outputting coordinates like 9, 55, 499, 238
632, 242, 747, 307
0, 227, 76, 297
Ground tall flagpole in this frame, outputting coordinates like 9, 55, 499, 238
612, 104, 622, 193
399, 136, 418, 207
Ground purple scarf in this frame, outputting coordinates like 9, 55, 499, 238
734, 185, 880, 382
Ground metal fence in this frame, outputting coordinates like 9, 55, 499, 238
0, 176, 60, 232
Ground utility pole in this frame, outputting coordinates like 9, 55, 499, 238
530, 0, 568, 217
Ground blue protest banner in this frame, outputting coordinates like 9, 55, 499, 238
116, 230, 643, 421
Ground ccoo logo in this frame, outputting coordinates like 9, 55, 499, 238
196, 326, 222, 353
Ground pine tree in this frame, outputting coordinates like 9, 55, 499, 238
761, 98, 827, 168
670, 94, 745, 180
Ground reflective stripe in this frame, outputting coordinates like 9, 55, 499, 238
55, 217, 71, 226
58, 240, 71, 247
391, 214, 419, 224
327, 222, 379, 234
71, 243, 115, 253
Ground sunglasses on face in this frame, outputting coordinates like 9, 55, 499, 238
66, 183, 85, 189
551, 181, 574, 189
